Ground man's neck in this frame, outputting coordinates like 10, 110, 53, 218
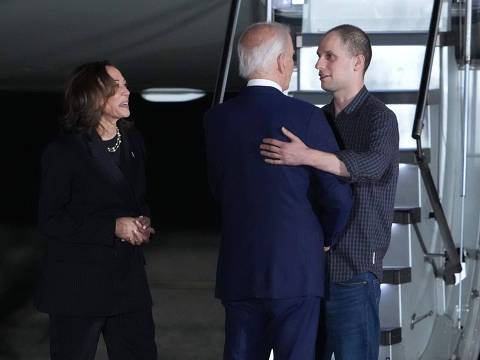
333, 82, 365, 116
247, 78, 284, 92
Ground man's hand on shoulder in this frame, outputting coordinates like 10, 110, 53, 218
260, 127, 312, 166
260, 126, 350, 177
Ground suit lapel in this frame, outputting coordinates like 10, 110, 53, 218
119, 129, 137, 186
85, 132, 136, 205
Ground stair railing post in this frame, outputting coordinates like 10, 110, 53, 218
458, 0, 473, 330
212, 0, 242, 106
266, 0, 273, 21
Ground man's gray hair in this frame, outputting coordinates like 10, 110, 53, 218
237, 22, 291, 79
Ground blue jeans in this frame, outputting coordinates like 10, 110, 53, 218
318, 272, 381, 360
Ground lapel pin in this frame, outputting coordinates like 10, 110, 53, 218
131, 151, 135, 158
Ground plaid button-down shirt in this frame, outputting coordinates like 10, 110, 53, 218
323, 86, 399, 282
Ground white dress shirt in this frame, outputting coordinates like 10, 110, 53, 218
247, 79, 283, 92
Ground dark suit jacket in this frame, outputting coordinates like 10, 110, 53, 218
35, 124, 152, 316
205, 86, 353, 301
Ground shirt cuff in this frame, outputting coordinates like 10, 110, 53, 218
336, 150, 358, 183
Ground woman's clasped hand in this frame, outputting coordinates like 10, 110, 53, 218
115, 215, 155, 245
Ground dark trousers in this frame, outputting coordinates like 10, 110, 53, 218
222, 296, 320, 360
49, 309, 157, 360
318, 272, 381, 360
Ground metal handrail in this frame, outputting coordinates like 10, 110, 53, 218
412, 0, 462, 283
412, 0, 443, 140
212, 0, 242, 106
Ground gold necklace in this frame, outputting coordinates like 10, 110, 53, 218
106, 127, 122, 153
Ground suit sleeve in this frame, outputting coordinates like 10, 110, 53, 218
336, 109, 399, 183
306, 109, 353, 247
38, 142, 116, 246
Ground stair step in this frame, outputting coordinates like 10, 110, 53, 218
381, 327, 402, 346
384, 223, 412, 267
382, 267, 411, 285
395, 164, 420, 208
393, 207, 421, 224
399, 148, 431, 165
296, 31, 452, 47
297, 32, 428, 47
290, 90, 440, 105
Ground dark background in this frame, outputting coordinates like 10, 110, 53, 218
0, 91, 220, 231
0, 91, 227, 343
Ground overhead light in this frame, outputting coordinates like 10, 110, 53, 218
141, 88, 206, 102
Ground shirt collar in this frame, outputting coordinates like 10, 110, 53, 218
247, 79, 283, 93
325, 86, 369, 118
343, 86, 369, 114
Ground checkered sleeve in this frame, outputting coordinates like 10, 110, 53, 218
336, 109, 398, 183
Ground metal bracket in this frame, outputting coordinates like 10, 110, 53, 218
411, 311, 434, 329
412, 223, 441, 277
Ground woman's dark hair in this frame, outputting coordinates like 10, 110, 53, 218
61, 60, 118, 134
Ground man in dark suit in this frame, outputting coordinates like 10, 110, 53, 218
204, 22, 353, 360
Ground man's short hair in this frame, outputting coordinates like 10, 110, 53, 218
326, 24, 372, 74
237, 22, 291, 79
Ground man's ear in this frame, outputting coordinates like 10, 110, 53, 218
277, 53, 286, 74
354, 54, 366, 72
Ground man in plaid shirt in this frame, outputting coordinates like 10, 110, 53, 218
260, 24, 399, 360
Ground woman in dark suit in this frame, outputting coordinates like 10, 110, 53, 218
35, 61, 157, 360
